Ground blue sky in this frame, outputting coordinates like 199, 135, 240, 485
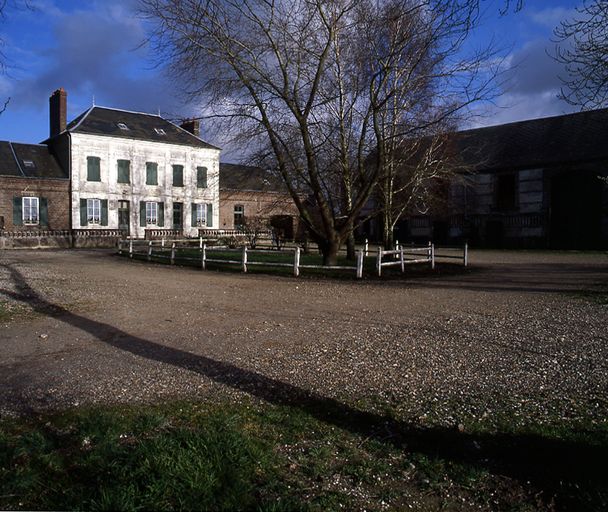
0, 0, 581, 153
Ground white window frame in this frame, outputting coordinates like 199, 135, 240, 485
234, 204, 244, 227
146, 201, 158, 225
22, 197, 39, 225
87, 198, 101, 225
195, 203, 207, 227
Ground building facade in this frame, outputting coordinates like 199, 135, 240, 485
45, 89, 221, 239
219, 163, 301, 239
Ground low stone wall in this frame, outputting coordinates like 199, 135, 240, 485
1, 229, 126, 249
0, 230, 72, 249
72, 229, 125, 249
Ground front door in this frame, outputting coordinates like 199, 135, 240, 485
118, 200, 130, 235
173, 202, 183, 230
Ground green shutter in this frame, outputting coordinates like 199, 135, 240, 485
87, 157, 101, 181
39, 198, 48, 227
140, 201, 146, 227
158, 202, 164, 227
172, 165, 183, 187
197, 167, 207, 188
117, 160, 130, 183
146, 162, 158, 185
101, 199, 108, 226
80, 199, 87, 226
13, 197, 22, 226
206, 203, 213, 227
191, 203, 197, 227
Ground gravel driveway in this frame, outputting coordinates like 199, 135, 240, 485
1, 249, 607, 426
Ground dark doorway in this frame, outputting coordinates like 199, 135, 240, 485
432, 221, 449, 245
118, 200, 130, 235
173, 202, 183, 230
270, 215, 294, 240
550, 171, 602, 249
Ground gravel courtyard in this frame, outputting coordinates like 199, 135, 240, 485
0, 249, 607, 427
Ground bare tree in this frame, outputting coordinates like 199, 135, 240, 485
141, 0, 503, 264
553, 0, 608, 109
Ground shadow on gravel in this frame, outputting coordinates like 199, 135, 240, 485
1, 263, 606, 509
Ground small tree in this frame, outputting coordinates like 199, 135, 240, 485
241, 215, 269, 249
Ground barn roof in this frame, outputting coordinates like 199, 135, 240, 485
455, 107, 608, 172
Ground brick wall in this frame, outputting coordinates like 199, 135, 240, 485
219, 189, 300, 233
0, 177, 70, 231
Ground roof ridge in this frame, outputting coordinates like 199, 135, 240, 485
461, 107, 608, 134
8, 141, 26, 177
88, 105, 161, 117
69, 105, 95, 132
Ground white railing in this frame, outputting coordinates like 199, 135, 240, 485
375, 242, 468, 276
118, 239, 365, 279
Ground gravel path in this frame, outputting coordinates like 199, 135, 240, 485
0, 249, 607, 426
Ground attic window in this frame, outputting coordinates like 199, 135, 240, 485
117, 122, 129, 130
22, 160, 36, 170
154, 128, 166, 136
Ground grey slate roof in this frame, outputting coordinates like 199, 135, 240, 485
454, 107, 608, 172
0, 141, 67, 179
66, 106, 219, 150
219, 163, 287, 192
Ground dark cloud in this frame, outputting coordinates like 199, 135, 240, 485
10, 1, 189, 122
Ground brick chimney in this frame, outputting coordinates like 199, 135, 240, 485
49, 88, 67, 138
180, 118, 200, 137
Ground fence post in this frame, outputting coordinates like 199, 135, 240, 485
356, 249, 364, 279
147, 241, 152, 262
199, 236, 203, 249
161, 237, 165, 248
242, 245, 248, 273
376, 247, 382, 277
171, 242, 176, 265
118, 240, 123, 255
201, 243, 206, 270
364, 238, 369, 257
129, 239, 133, 259
294, 246, 300, 277
400, 246, 405, 273
431, 243, 435, 269
464, 242, 468, 267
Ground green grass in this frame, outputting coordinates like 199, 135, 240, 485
1, 398, 606, 511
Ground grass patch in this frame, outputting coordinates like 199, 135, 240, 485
1, 398, 606, 511
0, 300, 29, 323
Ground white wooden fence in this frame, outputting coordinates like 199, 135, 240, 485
118, 240, 365, 278
117, 239, 467, 279
375, 242, 468, 276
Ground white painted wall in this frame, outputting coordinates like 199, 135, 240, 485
70, 133, 220, 238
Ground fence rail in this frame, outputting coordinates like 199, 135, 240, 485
117, 239, 467, 279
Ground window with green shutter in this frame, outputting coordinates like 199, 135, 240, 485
146, 162, 158, 185
117, 159, 130, 183
197, 166, 208, 188
172, 165, 184, 187
87, 157, 101, 182
13, 197, 23, 226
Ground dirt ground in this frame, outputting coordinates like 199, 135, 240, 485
0, 249, 607, 425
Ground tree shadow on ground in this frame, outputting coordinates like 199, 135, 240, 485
1, 263, 606, 509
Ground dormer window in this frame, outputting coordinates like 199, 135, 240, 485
154, 128, 166, 135
22, 160, 36, 170
117, 122, 129, 131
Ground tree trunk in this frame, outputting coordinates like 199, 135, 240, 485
382, 209, 394, 249
346, 231, 356, 260
320, 238, 341, 266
